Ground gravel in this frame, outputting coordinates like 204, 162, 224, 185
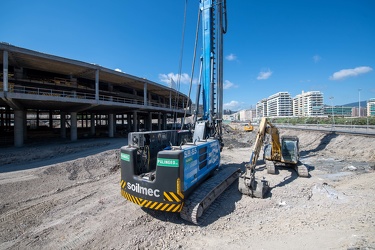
0, 127, 374, 249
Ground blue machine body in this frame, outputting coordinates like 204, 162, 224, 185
120, 0, 225, 213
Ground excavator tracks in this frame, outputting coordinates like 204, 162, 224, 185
266, 160, 276, 174
180, 167, 241, 225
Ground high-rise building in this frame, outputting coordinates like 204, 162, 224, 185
266, 92, 292, 117
293, 91, 324, 117
367, 98, 375, 116
352, 107, 367, 117
256, 98, 267, 118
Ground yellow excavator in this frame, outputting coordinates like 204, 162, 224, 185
238, 117, 309, 198
243, 122, 253, 132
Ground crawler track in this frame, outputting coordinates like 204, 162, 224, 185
180, 167, 241, 225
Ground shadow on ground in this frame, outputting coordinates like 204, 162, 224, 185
144, 162, 245, 226
300, 132, 339, 157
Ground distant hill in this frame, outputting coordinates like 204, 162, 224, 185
224, 109, 236, 115
340, 101, 367, 107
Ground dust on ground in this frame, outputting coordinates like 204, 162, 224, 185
1, 128, 375, 250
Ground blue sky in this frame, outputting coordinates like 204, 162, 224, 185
1, 0, 374, 111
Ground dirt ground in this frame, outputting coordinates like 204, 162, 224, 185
0, 128, 375, 250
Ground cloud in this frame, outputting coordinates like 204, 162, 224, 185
329, 66, 373, 80
225, 53, 237, 61
223, 100, 241, 110
257, 69, 273, 80
313, 55, 321, 63
158, 72, 194, 85
223, 80, 238, 89
114, 68, 122, 72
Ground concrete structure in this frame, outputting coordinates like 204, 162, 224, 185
1, 43, 191, 146
266, 92, 292, 117
238, 109, 256, 121
367, 98, 375, 116
352, 107, 368, 117
293, 91, 324, 117
256, 99, 267, 118
324, 106, 353, 117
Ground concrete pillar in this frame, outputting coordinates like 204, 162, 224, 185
148, 92, 152, 106
3, 50, 8, 92
6, 106, 11, 128
90, 114, 96, 136
158, 96, 161, 107
144, 83, 147, 106
162, 113, 167, 130
60, 112, 66, 138
147, 112, 152, 131
70, 112, 77, 141
49, 110, 53, 129
108, 113, 114, 137
132, 89, 139, 105
84, 112, 88, 128
14, 110, 24, 147
0, 108, 3, 127
169, 91, 172, 109
23, 111, 27, 138
127, 113, 131, 132
133, 111, 138, 132
158, 113, 162, 130
95, 69, 99, 101
80, 114, 84, 128
114, 114, 117, 134
36, 110, 40, 128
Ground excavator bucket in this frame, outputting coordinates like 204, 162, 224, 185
238, 173, 269, 198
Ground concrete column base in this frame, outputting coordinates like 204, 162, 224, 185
14, 110, 24, 147
109, 114, 114, 137
70, 112, 77, 141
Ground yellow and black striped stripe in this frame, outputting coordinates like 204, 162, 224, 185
120, 180, 183, 213
163, 191, 184, 203
120, 180, 126, 189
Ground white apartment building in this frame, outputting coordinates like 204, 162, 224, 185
267, 92, 292, 117
293, 91, 324, 117
256, 99, 267, 118
239, 109, 256, 121
367, 98, 375, 116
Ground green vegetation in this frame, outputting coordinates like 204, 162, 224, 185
271, 117, 375, 126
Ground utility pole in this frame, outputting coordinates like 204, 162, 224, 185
329, 96, 335, 127
358, 88, 362, 117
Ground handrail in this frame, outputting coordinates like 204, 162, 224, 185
5, 84, 184, 111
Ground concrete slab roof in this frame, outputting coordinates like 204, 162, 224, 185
1, 43, 191, 115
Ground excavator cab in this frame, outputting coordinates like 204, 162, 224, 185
280, 136, 299, 164
264, 135, 308, 177
264, 135, 299, 164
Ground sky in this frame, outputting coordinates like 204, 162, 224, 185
1, 0, 374, 111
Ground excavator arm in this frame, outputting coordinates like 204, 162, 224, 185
238, 117, 270, 198
266, 121, 282, 162
247, 118, 282, 171
248, 118, 267, 171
